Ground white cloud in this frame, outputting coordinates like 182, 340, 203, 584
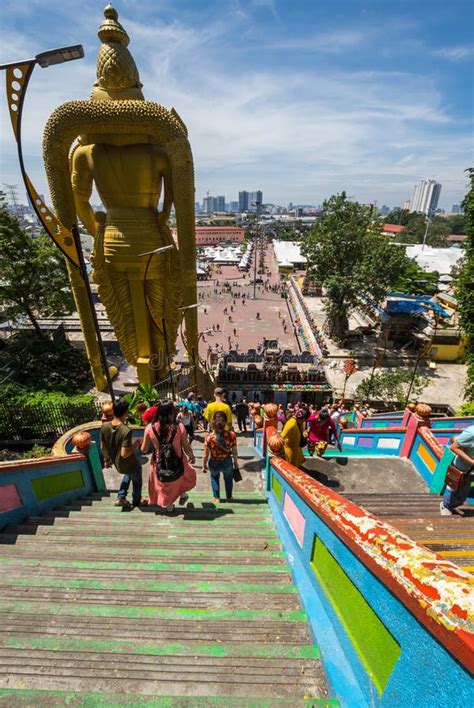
435, 45, 474, 61
268, 29, 366, 53
0, 3, 470, 211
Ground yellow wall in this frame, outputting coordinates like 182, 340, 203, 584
429, 340, 466, 362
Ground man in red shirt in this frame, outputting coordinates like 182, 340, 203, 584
307, 408, 342, 457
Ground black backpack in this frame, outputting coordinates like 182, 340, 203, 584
153, 425, 184, 483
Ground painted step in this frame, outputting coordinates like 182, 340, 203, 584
0, 587, 300, 610
0, 688, 337, 706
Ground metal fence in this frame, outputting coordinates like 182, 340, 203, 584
0, 401, 102, 444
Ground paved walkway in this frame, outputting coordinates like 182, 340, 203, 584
0, 437, 330, 705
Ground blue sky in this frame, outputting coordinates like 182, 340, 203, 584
1, 0, 473, 209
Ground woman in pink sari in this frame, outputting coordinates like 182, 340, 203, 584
141, 400, 196, 512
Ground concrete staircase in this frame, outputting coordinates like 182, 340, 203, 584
0, 437, 332, 705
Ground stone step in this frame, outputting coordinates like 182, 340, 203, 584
0, 534, 280, 549
0, 688, 335, 707
0, 549, 286, 565
0, 587, 299, 610
0, 452, 330, 701
0, 617, 310, 644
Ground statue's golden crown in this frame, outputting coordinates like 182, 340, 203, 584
93, 3, 143, 100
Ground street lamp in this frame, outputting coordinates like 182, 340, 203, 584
179, 303, 209, 390
0, 46, 84, 71
71, 224, 115, 400
422, 216, 431, 251
1, 45, 85, 261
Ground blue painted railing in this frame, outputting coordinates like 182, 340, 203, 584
0, 453, 94, 530
338, 428, 405, 456
360, 417, 405, 429
265, 445, 473, 707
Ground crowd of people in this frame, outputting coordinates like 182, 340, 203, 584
99, 391, 474, 519
99, 388, 351, 512
100, 387, 241, 512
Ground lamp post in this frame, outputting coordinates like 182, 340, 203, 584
0, 46, 120, 400
1, 46, 84, 255
422, 216, 431, 251
179, 303, 208, 391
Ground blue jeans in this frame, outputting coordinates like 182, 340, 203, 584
443, 470, 473, 511
209, 457, 233, 500
118, 468, 143, 505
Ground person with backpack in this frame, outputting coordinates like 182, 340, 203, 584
101, 398, 146, 509
141, 400, 196, 512
202, 410, 240, 503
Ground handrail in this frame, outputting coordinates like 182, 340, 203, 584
266, 426, 474, 673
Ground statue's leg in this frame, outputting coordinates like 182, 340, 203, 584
145, 277, 171, 381
126, 264, 157, 385
105, 265, 140, 372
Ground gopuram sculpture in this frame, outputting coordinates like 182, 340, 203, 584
43, 4, 198, 387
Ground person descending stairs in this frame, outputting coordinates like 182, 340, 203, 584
0, 436, 333, 705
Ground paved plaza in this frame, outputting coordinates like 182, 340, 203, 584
188, 246, 300, 362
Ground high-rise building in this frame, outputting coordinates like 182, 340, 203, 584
215, 196, 225, 212
409, 180, 442, 217
239, 190, 263, 212
229, 201, 239, 212
249, 191, 263, 211
238, 191, 249, 212
451, 204, 463, 214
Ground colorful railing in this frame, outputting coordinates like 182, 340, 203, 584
0, 453, 94, 530
360, 417, 406, 429
265, 429, 474, 706
338, 427, 406, 456
287, 277, 323, 357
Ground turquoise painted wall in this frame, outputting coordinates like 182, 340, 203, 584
0, 456, 94, 531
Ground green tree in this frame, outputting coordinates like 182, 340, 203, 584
302, 192, 408, 340
385, 210, 451, 246
355, 369, 428, 406
445, 214, 466, 235
456, 168, 474, 400
392, 259, 439, 295
0, 197, 73, 336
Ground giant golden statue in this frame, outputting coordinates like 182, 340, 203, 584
43, 4, 198, 387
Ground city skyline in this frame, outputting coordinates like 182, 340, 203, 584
0, 0, 472, 209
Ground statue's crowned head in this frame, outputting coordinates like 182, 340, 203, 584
92, 3, 144, 102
